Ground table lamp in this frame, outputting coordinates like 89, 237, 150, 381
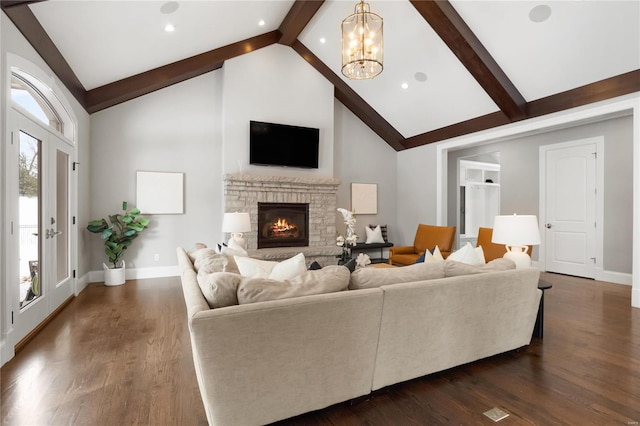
491, 214, 541, 269
222, 212, 251, 249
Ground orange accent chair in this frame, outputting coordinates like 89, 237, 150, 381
476, 227, 532, 262
389, 224, 456, 266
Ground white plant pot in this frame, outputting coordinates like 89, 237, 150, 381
103, 260, 126, 286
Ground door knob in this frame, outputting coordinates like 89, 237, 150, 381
546, 223, 552, 229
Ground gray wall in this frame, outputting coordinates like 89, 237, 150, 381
88, 69, 398, 272
89, 72, 223, 270
447, 115, 633, 273
334, 100, 398, 241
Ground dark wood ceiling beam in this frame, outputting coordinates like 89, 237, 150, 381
278, 0, 325, 46
1, 3, 87, 108
410, 0, 527, 121
0, 1, 47, 9
86, 31, 280, 113
527, 70, 640, 119
291, 40, 406, 151
402, 112, 509, 149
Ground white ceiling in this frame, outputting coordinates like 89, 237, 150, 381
27, 0, 640, 140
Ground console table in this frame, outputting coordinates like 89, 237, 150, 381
350, 242, 394, 264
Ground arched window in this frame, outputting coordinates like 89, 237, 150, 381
10, 68, 74, 141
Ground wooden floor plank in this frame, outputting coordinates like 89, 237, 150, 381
2, 272, 639, 425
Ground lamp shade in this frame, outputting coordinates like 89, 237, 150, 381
491, 214, 541, 246
222, 212, 251, 233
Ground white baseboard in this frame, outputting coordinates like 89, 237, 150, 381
88, 265, 180, 284
595, 268, 632, 286
76, 272, 90, 295
632, 287, 640, 309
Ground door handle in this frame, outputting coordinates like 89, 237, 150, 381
46, 229, 63, 238
546, 223, 552, 229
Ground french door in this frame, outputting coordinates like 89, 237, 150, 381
10, 111, 74, 346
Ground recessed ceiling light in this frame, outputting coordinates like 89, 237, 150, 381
160, 1, 179, 15
401, 82, 409, 90
414, 72, 427, 82
164, 23, 175, 32
529, 5, 552, 23
320, 37, 326, 44
258, 19, 265, 26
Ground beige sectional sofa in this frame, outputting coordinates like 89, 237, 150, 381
177, 246, 541, 426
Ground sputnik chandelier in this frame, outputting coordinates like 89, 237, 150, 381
341, 1, 384, 80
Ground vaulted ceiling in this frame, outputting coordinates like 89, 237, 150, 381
3, 0, 639, 151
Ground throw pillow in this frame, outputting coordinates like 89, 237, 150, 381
414, 246, 444, 264
197, 271, 242, 308
237, 265, 350, 304
187, 243, 208, 263
193, 248, 234, 273
349, 261, 445, 290
447, 242, 485, 265
365, 225, 385, 244
368, 224, 388, 242
308, 261, 323, 270
234, 253, 306, 280
443, 258, 516, 277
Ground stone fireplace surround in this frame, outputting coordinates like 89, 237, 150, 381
224, 174, 342, 265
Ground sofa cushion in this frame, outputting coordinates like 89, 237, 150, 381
443, 258, 516, 277
349, 261, 445, 290
447, 242, 485, 265
237, 265, 350, 304
235, 253, 307, 280
193, 248, 240, 274
197, 271, 243, 308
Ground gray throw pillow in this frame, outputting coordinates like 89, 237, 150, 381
196, 271, 243, 308
237, 265, 350, 304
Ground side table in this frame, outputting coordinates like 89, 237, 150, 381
533, 280, 552, 339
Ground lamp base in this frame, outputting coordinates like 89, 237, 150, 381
503, 245, 532, 269
228, 233, 246, 250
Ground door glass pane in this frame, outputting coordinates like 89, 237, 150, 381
56, 149, 69, 282
19, 131, 41, 309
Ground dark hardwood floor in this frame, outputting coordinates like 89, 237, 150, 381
2, 272, 639, 425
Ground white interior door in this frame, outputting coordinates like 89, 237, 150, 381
542, 142, 597, 278
10, 112, 74, 346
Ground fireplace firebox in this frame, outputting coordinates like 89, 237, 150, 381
257, 202, 309, 249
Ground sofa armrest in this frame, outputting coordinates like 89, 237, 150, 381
389, 245, 417, 255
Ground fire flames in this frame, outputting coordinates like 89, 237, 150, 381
265, 218, 299, 238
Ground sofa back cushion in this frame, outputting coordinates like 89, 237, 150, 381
192, 248, 240, 274
237, 265, 350, 304
349, 261, 445, 290
443, 258, 515, 277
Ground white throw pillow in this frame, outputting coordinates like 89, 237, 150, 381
447, 242, 485, 265
234, 253, 306, 280
423, 245, 445, 263
365, 225, 385, 244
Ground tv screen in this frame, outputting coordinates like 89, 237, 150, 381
250, 120, 319, 169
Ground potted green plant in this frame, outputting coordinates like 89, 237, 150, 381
87, 201, 150, 286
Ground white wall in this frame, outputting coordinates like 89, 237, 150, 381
221, 44, 334, 179
89, 71, 223, 272
334, 100, 397, 240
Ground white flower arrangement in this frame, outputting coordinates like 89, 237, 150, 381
355, 253, 371, 268
337, 208, 358, 263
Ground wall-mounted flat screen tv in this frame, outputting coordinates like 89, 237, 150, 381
250, 120, 319, 169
